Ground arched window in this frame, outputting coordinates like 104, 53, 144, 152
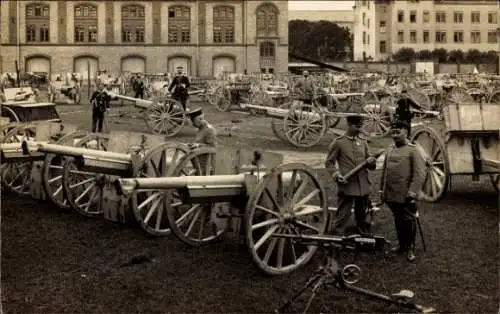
168, 6, 191, 43
74, 4, 98, 42
256, 4, 278, 37
213, 6, 234, 43
122, 5, 145, 43
25, 3, 50, 42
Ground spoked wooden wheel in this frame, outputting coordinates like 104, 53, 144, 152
407, 88, 432, 111
166, 147, 226, 246
488, 90, 500, 105
410, 126, 449, 202
447, 87, 474, 104
145, 99, 186, 137
1, 107, 20, 123
361, 102, 391, 138
42, 131, 89, 209
213, 86, 232, 111
62, 133, 110, 217
245, 163, 329, 275
284, 104, 327, 148
130, 143, 191, 236
0, 125, 37, 196
271, 103, 291, 142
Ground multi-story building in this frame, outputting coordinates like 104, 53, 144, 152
0, 0, 289, 79
353, 0, 499, 61
288, 10, 355, 31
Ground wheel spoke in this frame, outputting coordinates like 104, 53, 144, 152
144, 195, 163, 224
255, 205, 280, 217
254, 225, 280, 251
252, 218, 279, 231
184, 207, 202, 236
293, 189, 320, 211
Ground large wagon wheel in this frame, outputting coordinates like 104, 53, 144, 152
361, 102, 391, 138
283, 104, 327, 148
0, 125, 37, 196
144, 98, 186, 137
488, 90, 500, 105
271, 103, 291, 142
165, 146, 226, 246
447, 87, 474, 104
407, 88, 432, 111
42, 131, 89, 209
410, 126, 449, 202
130, 143, 191, 236
213, 86, 232, 111
244, 163, 329, 275
62, 133, 110, 217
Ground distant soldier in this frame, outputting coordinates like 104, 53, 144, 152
294, 70, 315, 104
187, 108, 217, 149
379, 120, 426, 262
134, 75, 145, 99
168, 66, 191, 110
394, 90, 424, 137
90, 82, 110, 133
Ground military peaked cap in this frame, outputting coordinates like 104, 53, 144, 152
187, 108, 203, 120
345, 114, 364, 125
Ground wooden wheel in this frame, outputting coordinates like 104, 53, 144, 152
284, 104, 327, 148
1, 106, 20, 123
407, 88, 432, 110
213, 86, 232, 111
361, 102, 391, 138
488, 90, 500, 105
447, 87, 474, 104
145, 99, 186, 137
130, 143, 191, 236
410, 126, 449, 202
62, 133, 110, 217
244, 163, 329, 275
42, 131, 89, 209
0, 125, 37, 196
271, 103, 290, 142
166, 146, 225, 246
490, 174, 499, 193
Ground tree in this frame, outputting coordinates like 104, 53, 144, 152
465, 49, 482, 63
431, 48, 448, 62
448, 50, 465, 63
484, 50, 499, 63
393, 48, 416, 62
416, 49, 432, 61
289, 20, 353, 61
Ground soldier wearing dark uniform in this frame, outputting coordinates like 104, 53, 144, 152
325, 115, 378, 235
294, 70, 315, 104
379, 120, 426, 262
134, 75, 145, 99
168, 66, 191, 110
394, 90, 424, 137
90, 82, 110, 133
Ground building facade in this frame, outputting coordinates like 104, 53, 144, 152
0, 0, 289, 78
288, 10, 355, 31
353, 0, 499, 61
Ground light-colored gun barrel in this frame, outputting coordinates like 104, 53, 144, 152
36, 143, 132, 162
0, 141, 47, 161
109, 93, 153, 109
122, 174, 247, 190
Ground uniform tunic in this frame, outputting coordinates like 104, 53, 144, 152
294, 77, 315, 102
194, 123, 217, 148
380, 143, 426, 203
325, 135, 375, 196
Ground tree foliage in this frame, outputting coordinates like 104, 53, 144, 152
431, 48, 448, 62
393, 48, 416, 62
448, 50, 465, 63
289, 20, 353, 61
416, 49, 433, 60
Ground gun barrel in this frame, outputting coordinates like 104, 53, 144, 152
272, 233, 344, 244
108, 93, 153, 109
36, 142, 132, 162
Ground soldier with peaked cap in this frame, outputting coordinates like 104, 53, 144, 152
186, 108, 217, 148
168, 66, 191, 110
379, 119, 426, 262
294, 70, 315, 105
325, 114, 378, 235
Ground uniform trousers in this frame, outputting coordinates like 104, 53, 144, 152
174, 95, 188, 110
92, 107, 105, 133
331, 193, 370, 235
387, 201, 417, 251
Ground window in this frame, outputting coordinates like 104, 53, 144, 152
435, 12, 446, 23
168, 6, 191, 43
379, 21, 386, 33
453, 31, 463, 43
423, 11, 429, 23
213, 6, 235, 43
74, 4, 98, 42
488, 12, 497, 24
471, 12, 480, 23
397, 10, 404, 22
363, 31, 366, 44
410, 31, 417, 43
471, 31, 481, 43
410, 11, 416, 23
379, 40, 387, 53
362, 12, 366, 25
122, 5, 146, 43
397, 30, 404, 43
367, 18, 370, 28
367, 34, 370, 44
256, 4, 278, 37
453, 12, 463, 23
423, 30, 430, 43
25, 3, 50, 43
487, 31, 498, 43
435, 31, 446, 43
260, 42, 275, 58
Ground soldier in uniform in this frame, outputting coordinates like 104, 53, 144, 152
394, 90, 424, 137
134, 75, 145, 99
168, 66, 191, 110
90, 82, 110, 133
187, 108, 217, 149
379, 120, 426, 262
325, 115, 378, 235
294, 70, 315, 105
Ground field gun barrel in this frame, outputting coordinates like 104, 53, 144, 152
0, 141, 47, 161
34, 142, 132, 162
104, 92, 153, 109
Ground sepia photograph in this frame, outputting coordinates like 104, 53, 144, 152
0, 0, 499, 313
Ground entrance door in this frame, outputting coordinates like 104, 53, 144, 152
74, 57, 99, 84
260, 42, 276, 73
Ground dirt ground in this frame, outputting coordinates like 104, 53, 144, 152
1, 92, 499, 313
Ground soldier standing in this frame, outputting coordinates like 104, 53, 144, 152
294, 70, 315, 105
134, 75, 145, 99
90, 82, 110, 133
187, 108, 217, 148
325, 115, 377, 235
168, 66, 191, 110
379, 120, 426, 262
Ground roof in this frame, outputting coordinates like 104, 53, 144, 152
288, 10, 354, 23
